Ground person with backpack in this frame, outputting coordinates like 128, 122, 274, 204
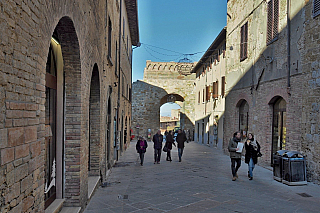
136, 136, 148, 166
245, 133, 261, 180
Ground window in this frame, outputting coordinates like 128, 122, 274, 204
202, 89, 205, 103
314, 0, 320, 17
206, 86, 210, 102
198, 91, 200, 104
217, 49, 220, 62
213, 81, 218, 99
108, 17, 112, 59
115, 42, 118, 75
240, 22, 248, 61
267, 0, 279, 44
123, 17, 125, 37
221, 76, 226, 97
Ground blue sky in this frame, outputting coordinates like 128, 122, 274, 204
132, 0, 227, 115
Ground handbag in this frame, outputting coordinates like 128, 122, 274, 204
163, 146, 168, 152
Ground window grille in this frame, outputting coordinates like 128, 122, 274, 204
240, 22, 248, 61
267, 0, 279, 44
314, 0, 320, 17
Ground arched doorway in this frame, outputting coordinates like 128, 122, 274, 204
44, 16, 82, 208
106, 90, 112, 169
271, 97, 287, 157
89, 64, 101, 176
238, 100, 249, 137
160, 102, 181, 134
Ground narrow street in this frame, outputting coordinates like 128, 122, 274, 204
84, 141, 320, 213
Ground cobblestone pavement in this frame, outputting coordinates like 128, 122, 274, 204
84, 141, 320, 213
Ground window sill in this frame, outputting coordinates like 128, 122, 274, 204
267, 36, 278, 46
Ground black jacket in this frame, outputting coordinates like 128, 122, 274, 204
165, 134, 175, 150
176, 133, 187, 148
245, 141, 260, 164
136, 140, 148, 153
152, 133, 163, 149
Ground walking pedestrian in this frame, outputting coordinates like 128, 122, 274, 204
152, 130, 163, 164
176, 129, 187, 162
164, 130, 175, 161
136, 137, 148, 166
245, 133, 261, 180
228, 131, 243, 181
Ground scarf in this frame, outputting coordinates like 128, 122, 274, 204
249, 138, 258, 151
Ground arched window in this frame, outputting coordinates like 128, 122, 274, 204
272, 97, 286, 155
239, 100, 249, 137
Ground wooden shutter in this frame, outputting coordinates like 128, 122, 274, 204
315, 0, 320, 17
273, 0, 279, 39
198, 91, 200, 103
206, 86, 210, 101
217, 49, 220, 62
213, 82, 218, 99
267, 0, 279, 44
240, 22, 248, 61
202, 89, 205, 102
221, 76, 225, 97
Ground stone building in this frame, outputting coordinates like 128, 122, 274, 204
224, 0, 320, 184
132, 61, 196, 140
192, 28, 226, 149
0, 0, 139, 212
160, 109, 180, 133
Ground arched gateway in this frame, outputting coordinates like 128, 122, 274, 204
132, 61, 196, 140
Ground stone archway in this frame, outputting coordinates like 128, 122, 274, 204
45, 16, 83, 207
89, 64, 101, 176
132, 61, 196, 140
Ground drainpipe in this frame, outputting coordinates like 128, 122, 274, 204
287, 0, 291, 95
116, 0, 122, 159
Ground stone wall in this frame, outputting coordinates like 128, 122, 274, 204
224, 0, 320, 184
132, 61, 196, 140
0, 0, 138, 211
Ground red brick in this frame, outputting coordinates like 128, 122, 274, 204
0, 128, 8, 149
22, 196, 34, 213
25, 126, 37, 143
23, 111, 36, 118
1, 147, 14, 165
15, 163, 28, 181
29, 141, 40, 157
9, 102, 26, 110
8, 127, 24, 147
15, 144, 29, 159
25, 103, 37, 111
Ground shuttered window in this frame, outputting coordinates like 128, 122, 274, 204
267, 0, 279, 44
221, 76, 225, 97
202, 89, 205, 103
314, 0, 320, 17
206, 86, 210, 101
240, 22, 248, 61
198, 91, 200, 104
213, 81, 218, 99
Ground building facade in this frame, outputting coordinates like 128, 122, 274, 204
192, 28, 226, 149
224, 0, 320, 184
0, 0, 139, 212
132, 61, 196, 141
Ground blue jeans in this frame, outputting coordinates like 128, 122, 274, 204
248, 158, 255, 178
178, 148, 184, 161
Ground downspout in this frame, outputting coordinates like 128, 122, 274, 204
117, 0, 122, 158
287, 0, 291, 95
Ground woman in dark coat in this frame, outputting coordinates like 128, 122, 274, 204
164, 131, 175, 161
136, 137, 148, 166
245, 133, 261, 180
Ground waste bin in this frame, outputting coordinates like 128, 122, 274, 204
282, 151, 307, 186
273, 150, 289, 182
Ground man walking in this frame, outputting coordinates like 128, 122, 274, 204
152, 130, 163, 164
228, 131, 242, 181
176, 129, 187, 162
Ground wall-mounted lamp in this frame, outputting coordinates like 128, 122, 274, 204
265, 56, 274, 64
114, 82, 118, 87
